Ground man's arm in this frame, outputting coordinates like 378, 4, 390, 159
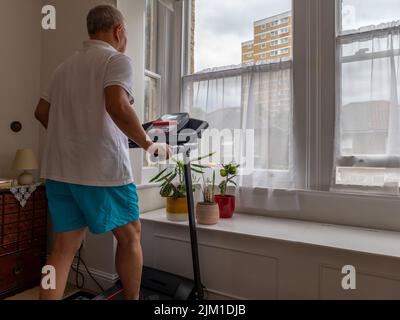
105, 85, 172, 158
34, 99, 51, 129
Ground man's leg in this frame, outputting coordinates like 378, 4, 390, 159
112, 220, 143, 300
39, 227, 87, 300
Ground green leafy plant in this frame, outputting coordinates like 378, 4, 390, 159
218, 163, 240, 196
150, 153, 214, 199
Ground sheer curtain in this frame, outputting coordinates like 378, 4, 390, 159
334, 22, 400, 193
182, 61, 294, 189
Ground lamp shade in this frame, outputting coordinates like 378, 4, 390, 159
12, 149, 39, 170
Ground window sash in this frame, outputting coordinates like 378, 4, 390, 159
334, 2, 400, 190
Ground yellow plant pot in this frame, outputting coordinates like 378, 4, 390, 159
166, 197, 188, 221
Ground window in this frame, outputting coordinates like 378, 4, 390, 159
261, 34, 267, 40
280, 37, 289, 44
261, 24, 267, 30
335, 0, 400, 192
271, 39, 279, 46
270, 50, 279, 57
281, 17, 289, 24
271, 20, 279, 27
184, 0, 293, 189
271, 30, 278, 36
144, 0, 161, 123
280, 27, 289, 34
142, 0, 181, 180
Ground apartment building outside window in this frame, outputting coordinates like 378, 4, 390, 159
241, 10, 292, 64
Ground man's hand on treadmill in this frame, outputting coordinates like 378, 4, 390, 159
146, 143, 173, 161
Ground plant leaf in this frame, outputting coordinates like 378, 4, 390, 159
149, 168, 168, 183
155, 171, 174, 183
190, 152, 215, 163
190, 167, 205, 174
191, 163, 209, 169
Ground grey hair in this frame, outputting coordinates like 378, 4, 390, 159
87, 5, 124, 36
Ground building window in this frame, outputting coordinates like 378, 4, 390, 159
270, 50, 279, 57
271, 40, 279, 46
261, 34, 267, 40
260, 53, 267, 59
280, 37, 289, 44
261, 43, 267, 49
280, 27, 289, 34
281, 17, 289, 24
261, 24, 267, 30
334, 0, 400, 190
271, 30, 278, 36
271, 20, 279, 27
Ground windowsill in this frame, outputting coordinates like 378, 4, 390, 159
141, 209, 400, 259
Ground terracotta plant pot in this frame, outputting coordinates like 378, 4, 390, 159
214, 195, 235, 219
166, 197, 188, 221
196, 202, 219, 225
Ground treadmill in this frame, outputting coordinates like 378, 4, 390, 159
94, 113, 209, 301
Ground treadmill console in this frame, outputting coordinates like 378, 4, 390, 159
129, 113, 209, 148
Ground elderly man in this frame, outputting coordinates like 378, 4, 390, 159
35, 4, 171, 300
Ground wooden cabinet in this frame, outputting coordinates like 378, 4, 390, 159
0, 187, 47, 299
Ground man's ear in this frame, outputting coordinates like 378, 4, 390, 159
114, 24, 124, 42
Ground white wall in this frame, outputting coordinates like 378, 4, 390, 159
141, 220, 400, 300
0, 0, 42, 178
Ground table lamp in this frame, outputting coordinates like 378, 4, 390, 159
12, 149, 39, 185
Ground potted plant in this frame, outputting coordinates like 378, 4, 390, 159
215, 163, 240, 219
150, 154, 212, 221
195, 168, 219, 225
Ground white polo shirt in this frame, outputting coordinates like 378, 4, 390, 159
40, 40, 135, 186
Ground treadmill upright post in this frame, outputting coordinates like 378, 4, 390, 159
182, 147, 204, 300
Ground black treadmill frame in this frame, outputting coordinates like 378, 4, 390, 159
130, 115, 209, 300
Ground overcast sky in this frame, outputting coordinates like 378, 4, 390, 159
194, 0, 400, 72
194, 0, 291, 72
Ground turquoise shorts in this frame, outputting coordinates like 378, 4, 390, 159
45, 180, 140, 234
